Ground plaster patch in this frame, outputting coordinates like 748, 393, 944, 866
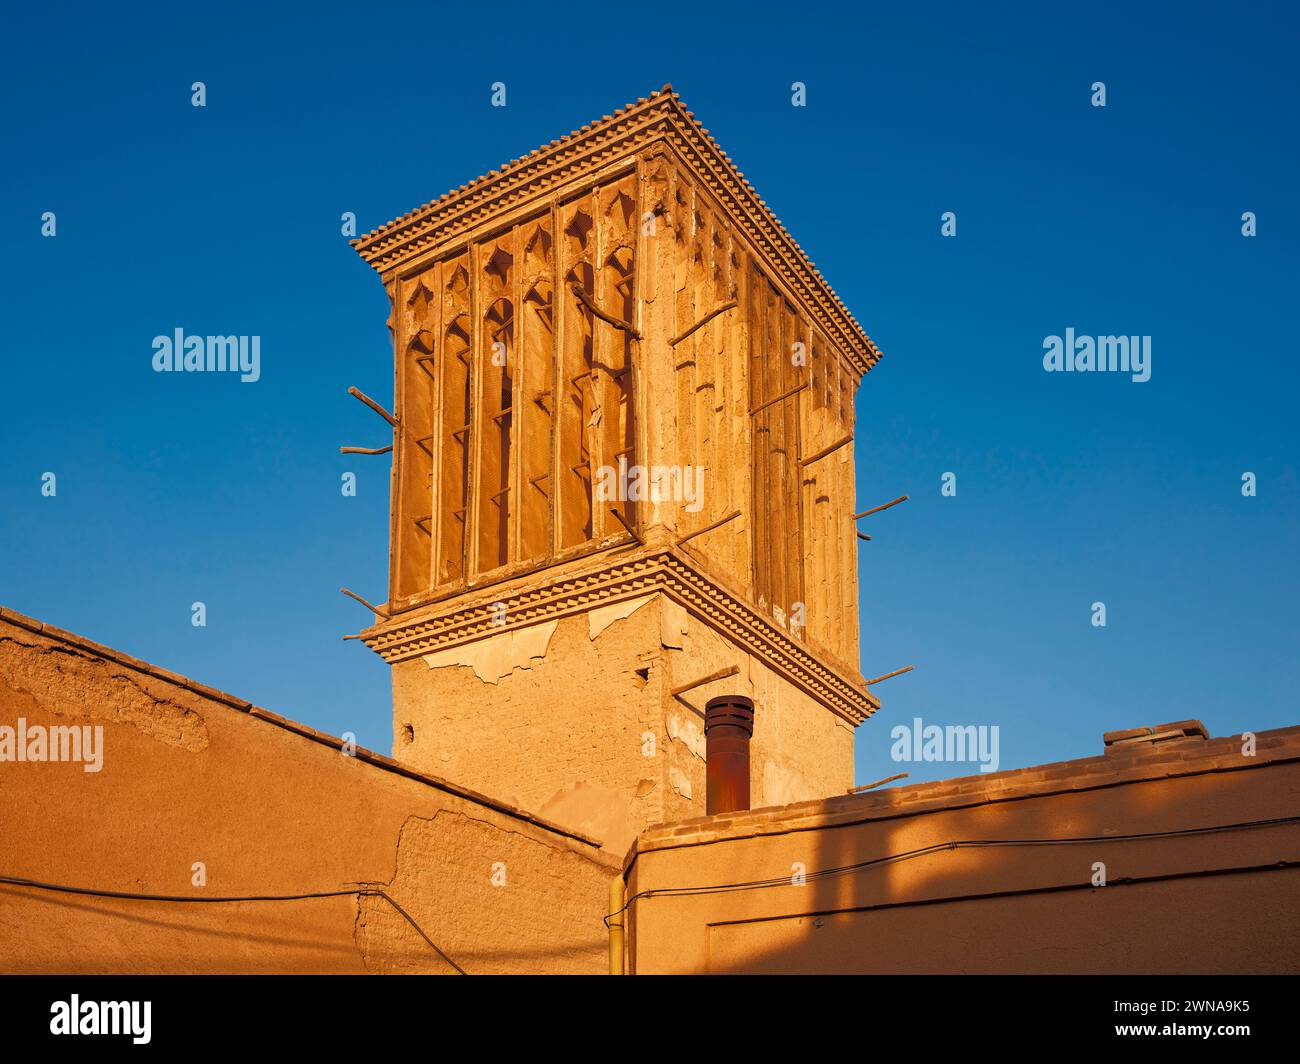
660, 598, 689, 649
0, 636, 208, 751
761, 760, 806, 808
355, 809, 608, 974
668, 766, 693, 800
666, 710, 706, 760
537, 781, 636, 855
421, 620, 558, 684
587, 595, 653, 640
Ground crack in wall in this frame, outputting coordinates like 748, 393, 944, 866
0, 636, 208, 751
352, 809, 610, 975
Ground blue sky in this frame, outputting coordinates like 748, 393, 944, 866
2, 1, 1296, 785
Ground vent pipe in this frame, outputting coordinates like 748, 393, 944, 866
704, 694, 754, 815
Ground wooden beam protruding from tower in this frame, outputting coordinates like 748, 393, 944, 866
749, 380, 808, 418
854, 495, 909, 520
670, 665, 741, 699
570, 283, 642, 340
799, 434, 853, 467
610, 507, 642, 544
670, 299, 738, 347
340, 587, 390, 618
865, 665, 914, 686
347, 386, 399, 428
677, 510, 742, 547
339, 445, 393, 456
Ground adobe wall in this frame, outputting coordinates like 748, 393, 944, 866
654, 594, 855, 827
0, 610, 617, 974
625, 727, 1300, 974
392, 598, 670, 854
391, 592, 856, 854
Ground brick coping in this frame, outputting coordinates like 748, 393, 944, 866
629, 725, 1300, 862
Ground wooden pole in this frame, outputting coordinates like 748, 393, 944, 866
677, 509, 741, 546
854, 495, 909, 520
610, 506, 641, 544
340, 587, 389, 618
848, 772, 909, 794
749, 380, 808, 417
865, 665, 914, 686
572, 284, 642, 340
348, 386, 399, 428
670, 665, 740, 698
339, 445, 394, 455
669, 300, 738, 346
799, 434, 853, 467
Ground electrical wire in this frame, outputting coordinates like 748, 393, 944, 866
606, 813, 1300, 925
0, 874, 467, 975
10, 815, 1296, 956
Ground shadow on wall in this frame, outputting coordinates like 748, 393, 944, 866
627, 728, 1300, 974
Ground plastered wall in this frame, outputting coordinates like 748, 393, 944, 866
0, 612, 616, 975
392, 593, 855, 854
626, 728, 1300, 974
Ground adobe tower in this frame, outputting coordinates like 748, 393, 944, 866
350, 86, 883, 851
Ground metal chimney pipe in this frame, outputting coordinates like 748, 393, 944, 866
704, 694, 754, 815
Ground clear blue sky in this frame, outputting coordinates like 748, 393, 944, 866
3, 1, 1296, 786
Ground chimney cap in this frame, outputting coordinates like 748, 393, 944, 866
704, 694, 754, 735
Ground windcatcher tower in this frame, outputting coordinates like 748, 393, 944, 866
351, 86, 884, 851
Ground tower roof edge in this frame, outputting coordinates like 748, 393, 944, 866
351, 86, 882, 374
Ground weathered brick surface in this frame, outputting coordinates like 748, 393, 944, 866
0, 614, 616, 974
393, 595, 854, 855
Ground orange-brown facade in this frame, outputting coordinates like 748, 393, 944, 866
626, 725, 1300, 974
351, 86, 884, 850
5, 599, 1297, 975
0, 609, 616, 974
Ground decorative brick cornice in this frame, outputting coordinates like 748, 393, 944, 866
360, 548, 878, 726
350, 85, 881, 377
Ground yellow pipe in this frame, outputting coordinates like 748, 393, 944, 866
608, 876, 626, 975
